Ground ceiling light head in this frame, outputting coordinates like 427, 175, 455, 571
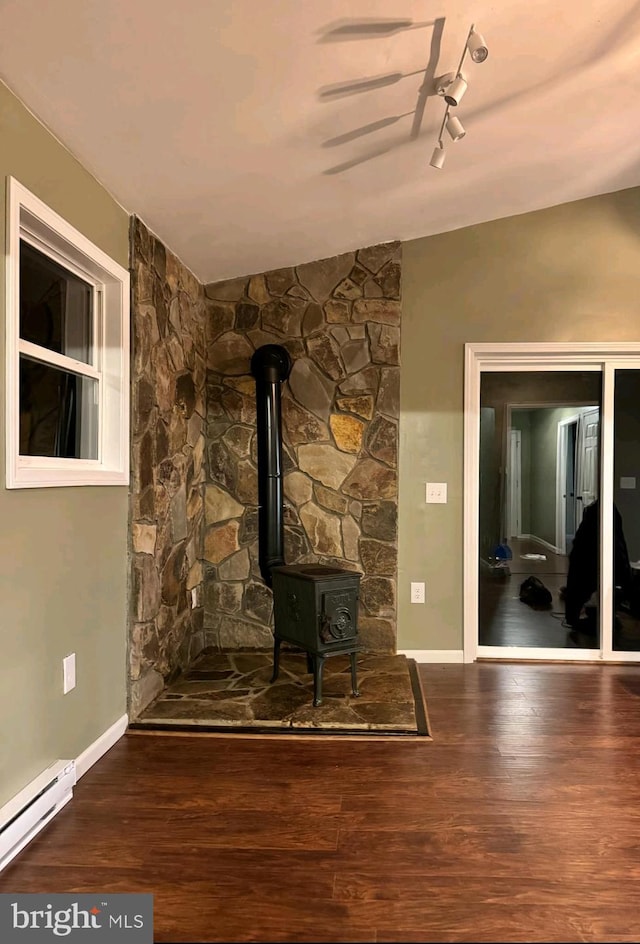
446, 115, 466, 142
467, 28, 488, 63
444, 74, 468, 107
429, 145, 446, 169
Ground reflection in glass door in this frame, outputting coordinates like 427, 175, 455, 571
613, 369, 640, 652
478, 370, 603, 652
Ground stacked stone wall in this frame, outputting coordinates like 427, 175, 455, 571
129, 218, 207, 715
203, 242, 401, 652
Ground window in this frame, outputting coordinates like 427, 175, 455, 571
5, 177, 130, 487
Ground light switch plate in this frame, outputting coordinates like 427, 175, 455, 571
63, 653, 76, 694
620, 476, 636, 489
426, 482, 447, 504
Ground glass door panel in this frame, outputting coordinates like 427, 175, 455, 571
613, 369, 640, 652
478, 370, 602, 650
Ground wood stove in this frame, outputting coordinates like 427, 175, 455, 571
271, 564, 362, 706
250, 344, 362, 707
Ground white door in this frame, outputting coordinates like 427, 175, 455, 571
575, 406, 600, 525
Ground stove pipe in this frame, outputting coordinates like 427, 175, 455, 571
250, 344, 292, 586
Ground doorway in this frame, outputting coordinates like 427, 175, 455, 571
464, 344, 640, 663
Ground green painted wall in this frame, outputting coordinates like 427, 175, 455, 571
0, 81, 130, 806
399, 186, 640, 652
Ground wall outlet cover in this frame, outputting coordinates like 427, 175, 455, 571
426, 482, 447, 504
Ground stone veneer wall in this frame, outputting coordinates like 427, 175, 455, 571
129, 218, 207, 716
203, 242, 401, 652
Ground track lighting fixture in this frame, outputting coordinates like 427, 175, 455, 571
467, 28, 489, 63
444, 74, 468, 107
446, 114, 465, 141
434, 72, 456, 97
429, 144, 446, 169
429, 23, 488, 169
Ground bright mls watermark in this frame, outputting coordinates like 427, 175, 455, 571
0, 894, 153, 942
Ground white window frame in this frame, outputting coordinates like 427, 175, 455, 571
5, 177, 130, 488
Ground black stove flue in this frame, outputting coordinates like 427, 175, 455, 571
250, 344, 292, 587
251, 344, 362, 706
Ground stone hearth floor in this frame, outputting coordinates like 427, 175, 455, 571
132, 649, 430, 736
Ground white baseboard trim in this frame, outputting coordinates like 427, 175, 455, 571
75, 714, 129, 780
399, 649, 464, 663
519, 534, 562, 555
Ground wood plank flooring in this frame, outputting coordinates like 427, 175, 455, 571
3, 662, 640, 942
479, 537, 640, 650
479, 537, 573, 648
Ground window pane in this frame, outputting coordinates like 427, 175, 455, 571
20, 241, 93, 364
478, 370, 602, 649
19, 357, 98, 459
613, 369, 640, 651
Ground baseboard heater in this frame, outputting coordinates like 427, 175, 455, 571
0, 760, 76, 872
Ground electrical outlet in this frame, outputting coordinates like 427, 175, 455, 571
426, 482, 447, 504
63, 653, 76, 694
411, 582, 425, 604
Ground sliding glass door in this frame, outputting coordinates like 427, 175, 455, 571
612, 368, 640, 656
465, 345, 640, 664
478, 369, 602, 655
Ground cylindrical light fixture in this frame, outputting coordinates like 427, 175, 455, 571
446, 115, 466, 141
444, 74, 468, 106
429, 145, 446, 169
467, 29, 488, 63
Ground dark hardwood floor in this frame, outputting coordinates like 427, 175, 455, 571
479, 537, 574, 648
479, 538, 640, 651
3, 662, 640, 942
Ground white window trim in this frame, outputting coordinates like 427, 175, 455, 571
5, 177, 130, 488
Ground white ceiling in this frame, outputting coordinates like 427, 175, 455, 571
2, 0, 640, 283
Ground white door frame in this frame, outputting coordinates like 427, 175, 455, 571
463, 342, 640, 664
507, 428, 522, 540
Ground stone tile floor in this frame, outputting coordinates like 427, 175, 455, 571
134, 649, 428, 735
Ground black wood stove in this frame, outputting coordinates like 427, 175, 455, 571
251, 345, 362, 707
271, 564, 361, 706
